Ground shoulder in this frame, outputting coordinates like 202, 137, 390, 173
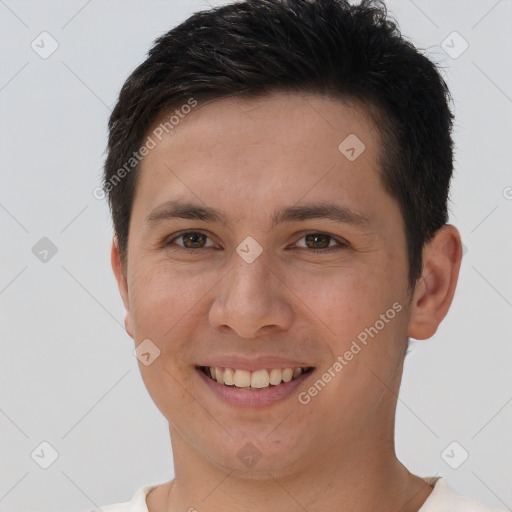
419, 477, 501, 512
89, 484, 158, 512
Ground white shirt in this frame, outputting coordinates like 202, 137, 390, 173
95, 476, 500, 512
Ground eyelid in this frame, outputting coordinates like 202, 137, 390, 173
166, 230, 219, 249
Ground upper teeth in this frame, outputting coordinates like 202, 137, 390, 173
205, 366, 307, 389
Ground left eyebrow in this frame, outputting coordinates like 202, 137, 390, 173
144, 199, 372, 230
270, 202, 372, 229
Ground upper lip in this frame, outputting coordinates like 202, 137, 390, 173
198, 356, 314, 372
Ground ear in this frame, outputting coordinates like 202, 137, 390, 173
111, 237, 134, 339
407, 225, 463, 340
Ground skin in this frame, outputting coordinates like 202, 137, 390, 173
111, 92, 462, 512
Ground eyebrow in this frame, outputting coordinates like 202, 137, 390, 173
144, 200, 372, 229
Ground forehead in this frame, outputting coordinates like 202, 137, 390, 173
133, 92, 391, 228
148, 92, 379, 153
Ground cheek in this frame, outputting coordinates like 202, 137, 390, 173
291, 261, 408, 369
128, 262, 206, 337
137, 356, 202, 435
128, 266, 203, 412
288, 266, 383, 341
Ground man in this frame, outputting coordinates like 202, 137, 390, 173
98, 0, 498, 510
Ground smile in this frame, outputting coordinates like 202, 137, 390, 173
199, 366, 314, 391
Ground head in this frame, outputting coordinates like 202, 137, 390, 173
105, 0, 454, 291
106, 0, 462, 478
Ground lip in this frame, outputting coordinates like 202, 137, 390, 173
199, 356, 312, 372
196, 365, 315, 407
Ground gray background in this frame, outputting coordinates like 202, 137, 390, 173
0, 0, 511, 511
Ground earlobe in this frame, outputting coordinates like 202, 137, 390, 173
111, 238, 134, 339
407, 225, 463, 340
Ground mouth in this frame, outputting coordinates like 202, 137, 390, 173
198, 365, 314, 391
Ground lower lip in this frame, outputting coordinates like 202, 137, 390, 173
196, 368, 315, 407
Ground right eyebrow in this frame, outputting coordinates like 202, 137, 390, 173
145, 200, 229, 227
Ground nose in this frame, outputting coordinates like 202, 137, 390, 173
208, 253, 294, 339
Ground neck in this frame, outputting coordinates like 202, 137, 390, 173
154, 428, 432, 512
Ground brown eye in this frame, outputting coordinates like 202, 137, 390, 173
166, 231, 216, 251
294, 232, 347, 254
181, 232, 207, 248
304, 233, 332, 249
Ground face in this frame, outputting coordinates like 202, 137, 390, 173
113, 92, 417, 476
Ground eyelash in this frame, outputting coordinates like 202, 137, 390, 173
164, 230, 348, 255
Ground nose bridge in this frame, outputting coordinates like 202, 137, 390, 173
209, 249, 293, 338
229, 252, 272, 301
